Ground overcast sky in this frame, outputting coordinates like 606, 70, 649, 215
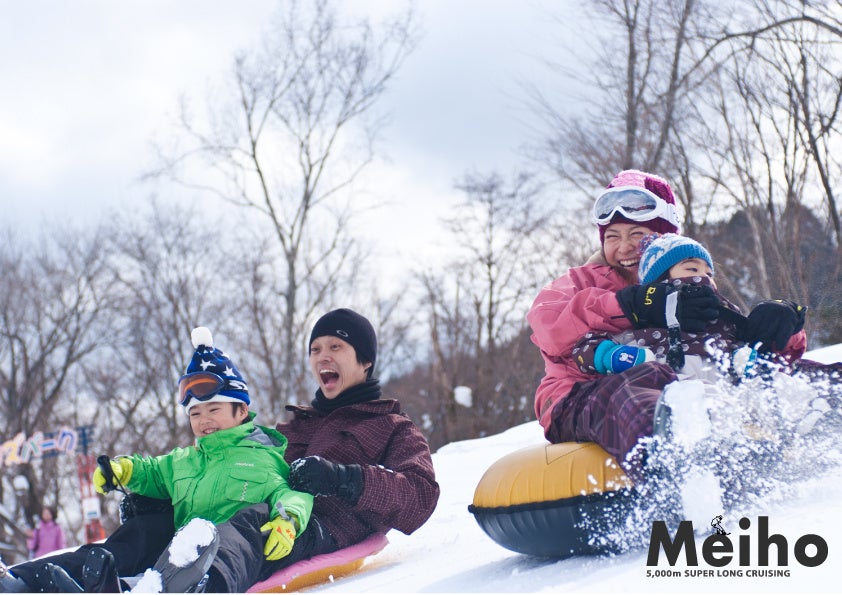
0, 0, 579, 274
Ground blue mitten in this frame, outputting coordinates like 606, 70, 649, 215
594, 340, 655, 374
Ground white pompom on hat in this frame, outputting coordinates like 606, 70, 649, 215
182, 327, 250, 410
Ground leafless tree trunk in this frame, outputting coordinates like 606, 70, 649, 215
526, 0, 708, 193
689, 1, 842, 338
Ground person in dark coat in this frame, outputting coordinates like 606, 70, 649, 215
281, 307, 440, 550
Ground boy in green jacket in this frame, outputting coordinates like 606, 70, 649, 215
1, 327, 312, 593
107, 326, 313, 592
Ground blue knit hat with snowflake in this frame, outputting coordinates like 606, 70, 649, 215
638, 233, 714, 284
178, 327, 250, 411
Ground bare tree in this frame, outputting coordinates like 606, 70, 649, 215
446, 171, 548, 356
688, 1, 842, 339
526, 0, 712, 193
0, 225, 114, 556
149, 0, 419, 409
396, 171, 551, 447
407, 268, 474, 448
92, 201, 241, 456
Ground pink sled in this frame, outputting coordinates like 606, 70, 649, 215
246, 532, 388, 593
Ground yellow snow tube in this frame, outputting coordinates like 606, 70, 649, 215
468, 442, 636, 557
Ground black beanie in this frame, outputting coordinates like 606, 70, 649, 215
309, 308, 377, 376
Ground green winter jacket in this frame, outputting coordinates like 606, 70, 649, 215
123, 413, 312, 531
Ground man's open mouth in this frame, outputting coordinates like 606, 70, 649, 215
320, 369, 339, 385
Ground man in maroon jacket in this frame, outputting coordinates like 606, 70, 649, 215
282, 308, 440, 549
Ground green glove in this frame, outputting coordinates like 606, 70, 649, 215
93, 458, 133, 495
261, 516, 296, 561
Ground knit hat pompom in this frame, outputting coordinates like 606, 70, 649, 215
598, 169, 680, 244
638, 233, 714, 284
192, 326, 214, 349
182, 326, 249, 410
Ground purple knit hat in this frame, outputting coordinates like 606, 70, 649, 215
598, 169, 680, 244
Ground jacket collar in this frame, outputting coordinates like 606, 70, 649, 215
285, 397, 401, 419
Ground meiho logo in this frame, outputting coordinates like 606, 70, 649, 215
647, 516, 828, 568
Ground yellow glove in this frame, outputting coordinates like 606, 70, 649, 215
261, 516, 296, 561
92, 458, 133, 495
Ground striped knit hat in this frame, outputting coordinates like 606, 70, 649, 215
638, 233, 714, 284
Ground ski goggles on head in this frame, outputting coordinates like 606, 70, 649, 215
177, 371, 228, 406
592, 186, 680, 228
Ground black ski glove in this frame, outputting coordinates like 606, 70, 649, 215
740, 299, 807, 352
616, 283, 720, 332
676, 284, 722, 332
288, 455, 364, 505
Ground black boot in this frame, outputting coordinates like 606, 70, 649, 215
30, 563, 83, 593
82, 547, 122, 593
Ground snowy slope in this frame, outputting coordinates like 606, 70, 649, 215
309, 346, 842, 593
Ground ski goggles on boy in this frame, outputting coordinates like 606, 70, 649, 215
178, 371, 230, 406
592, 186, 680, 228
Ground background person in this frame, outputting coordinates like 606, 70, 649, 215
25, 506, 66, 559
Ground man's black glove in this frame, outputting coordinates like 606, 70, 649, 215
119, 493, 174, 524
616, 283, 720, 332
288, 455, 364, 505
740, 299, 807, 352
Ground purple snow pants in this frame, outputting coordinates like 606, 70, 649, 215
546, 361, 679, 480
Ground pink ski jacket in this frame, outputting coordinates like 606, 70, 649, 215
527, 259, 634, 434
27, 520, 65, 558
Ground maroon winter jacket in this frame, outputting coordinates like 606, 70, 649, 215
277, 399, 439, 549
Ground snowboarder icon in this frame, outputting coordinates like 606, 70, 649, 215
711, 515, 730, 535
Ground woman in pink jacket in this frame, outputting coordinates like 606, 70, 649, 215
526, 170, 808, 480
26, 506, 66, 558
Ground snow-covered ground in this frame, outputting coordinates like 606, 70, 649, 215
309, 345, 842, 594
